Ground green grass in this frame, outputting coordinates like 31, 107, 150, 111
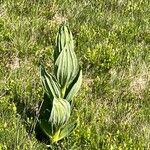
0, 0, 150, 149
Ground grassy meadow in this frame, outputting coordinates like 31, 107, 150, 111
0, 0, 150, 149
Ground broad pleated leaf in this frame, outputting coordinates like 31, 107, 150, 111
65, 69, 82, 102
54, 25, 73, 61
49, 98, 71, 127
54, 25, 79, 87
40, 65, 61, 98
58, 121, 78, 141
39, 119, 52, 138
54, 25, 66, 61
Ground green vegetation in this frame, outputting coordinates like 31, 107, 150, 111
0, 0, 150, 149
38, 25, 82, 144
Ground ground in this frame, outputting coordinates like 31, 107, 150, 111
0, 0, 150, 150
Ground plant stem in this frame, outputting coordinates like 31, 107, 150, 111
61, 86, 66, 98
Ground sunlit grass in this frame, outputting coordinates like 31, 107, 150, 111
0, 0, 150, 149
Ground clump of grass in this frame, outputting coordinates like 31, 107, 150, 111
0, 96, 46, 150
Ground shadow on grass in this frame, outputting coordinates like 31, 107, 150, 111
11, 93, 50, 145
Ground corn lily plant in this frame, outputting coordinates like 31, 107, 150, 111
38, 24, 82, 144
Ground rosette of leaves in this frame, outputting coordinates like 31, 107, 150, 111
38, 24, 82, 144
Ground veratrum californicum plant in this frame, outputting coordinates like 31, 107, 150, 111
38, 24, 82, 143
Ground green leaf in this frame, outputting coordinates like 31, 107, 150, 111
39, 119, 52, 138
38, 93, 52, 121
51, 129, 60, 144
58, 121, 78, 141
54, 25, 73, 61
54, 25, 79, 88
49, 98, 71, 127
65, 69, 82, 102
40, 65, 61, 98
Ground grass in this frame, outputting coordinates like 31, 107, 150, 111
0, 0, 150, 149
